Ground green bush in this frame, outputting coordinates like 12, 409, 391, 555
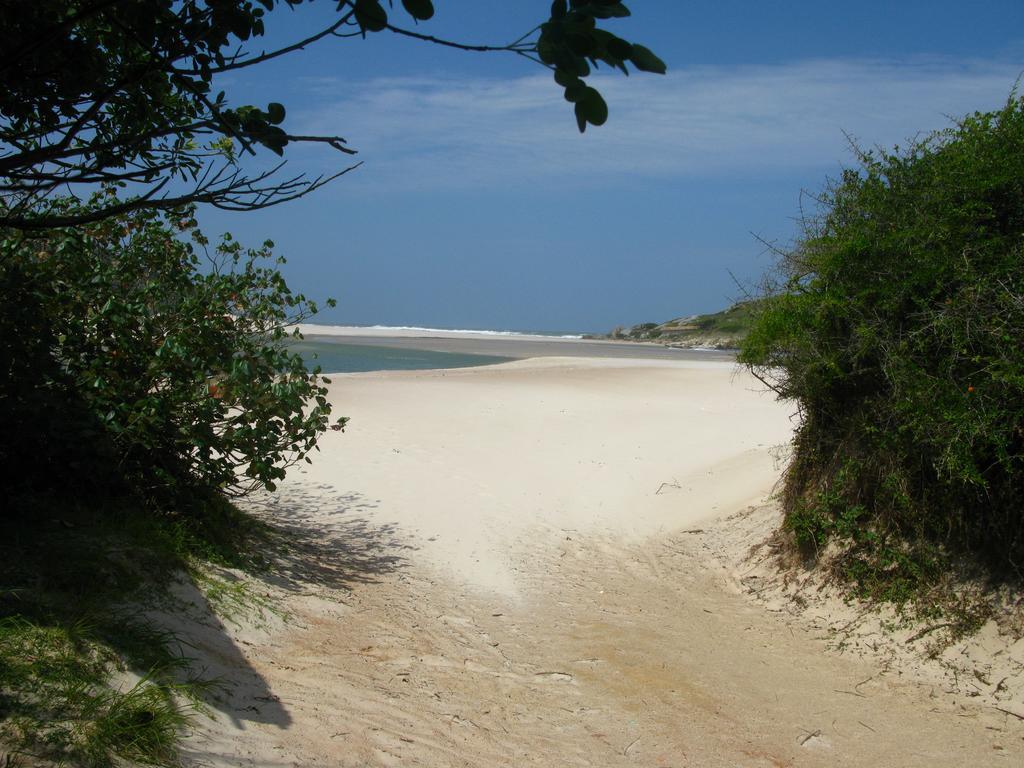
0, 193, 344, 506
740, 96, 1024, 588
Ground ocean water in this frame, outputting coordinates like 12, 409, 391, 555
288, 340, 513, 374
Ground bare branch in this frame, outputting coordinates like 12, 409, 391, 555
175, 7, 358, 76
4, 161, 363, 230
282, 135, 357, 156
383, 23, 535, 53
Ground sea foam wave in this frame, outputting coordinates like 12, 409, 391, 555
367, 325, 583, 339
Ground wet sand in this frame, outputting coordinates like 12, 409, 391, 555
297, 324, 736, 363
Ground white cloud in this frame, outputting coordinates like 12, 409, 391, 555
292, 58, 1023, 190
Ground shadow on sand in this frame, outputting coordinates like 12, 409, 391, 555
162, 485, 415, 741
247, 483, 415, 593
0, 478, 413, 761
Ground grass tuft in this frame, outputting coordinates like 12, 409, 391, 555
0, 491, 272, 767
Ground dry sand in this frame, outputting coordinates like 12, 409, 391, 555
169, 355, 1024, 767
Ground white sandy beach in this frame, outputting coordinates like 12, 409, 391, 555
171, 354, 1024, 767
294, 356, 785, 596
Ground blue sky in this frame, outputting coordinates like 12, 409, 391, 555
197, 1, 1024, 333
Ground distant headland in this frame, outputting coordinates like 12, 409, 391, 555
585, 299, 760, 350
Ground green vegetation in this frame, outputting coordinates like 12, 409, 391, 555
2, 194, 342, 503
600, 300, 761, 347
740, 97, 1024, 617
0, 198, 334, 765
0, 492, 273, 766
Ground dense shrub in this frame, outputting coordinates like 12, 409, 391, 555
740, 97, 1024, 591
0, 193, 344, 507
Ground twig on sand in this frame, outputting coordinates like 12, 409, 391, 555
904, 622, 955, 644
655, 480, 681, 495
623, 736, 641, 755
797, 729, 823, 746
833, 609, 870, 635
833, 689, 866, 698
853, 676, 875, 695
993, 706, 1024, 721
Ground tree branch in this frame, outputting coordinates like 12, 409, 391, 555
176, 7, 358, 76
4, 161, 363, 230
383, 23, 534, 53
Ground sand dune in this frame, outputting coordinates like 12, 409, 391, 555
293, 357, 789, 595
175, 357, 1023, 766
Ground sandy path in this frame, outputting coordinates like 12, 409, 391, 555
178, 358, 1022, 766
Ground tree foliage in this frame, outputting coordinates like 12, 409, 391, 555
0, 0, 664, 230
740, 97, 1024, 592
0, 0, 667, 516
0, 191, 342, 504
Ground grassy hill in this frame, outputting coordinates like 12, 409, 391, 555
592, 300, 760, 349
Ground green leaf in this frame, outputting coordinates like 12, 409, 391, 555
354, 0, 388, 32
571, 1, 630, 18
401, 0, 434, 21
574, 102, 587, 133
607, 36, 633, 61
573, 86, 607, 132
563, 83, 586, 103
266, 102, 285, 124
558, 53, 590, 78
629, 44, 666, 74
566, 33, 592, 57
587, 91, 609, 126
537, 36, 558, 65
554, 69, 582, 89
